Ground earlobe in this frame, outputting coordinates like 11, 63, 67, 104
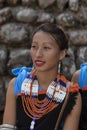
59, 50, 67, 60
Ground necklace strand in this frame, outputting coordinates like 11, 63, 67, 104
21, 71, 67, 130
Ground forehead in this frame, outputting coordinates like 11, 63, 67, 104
32, 31, 57, 44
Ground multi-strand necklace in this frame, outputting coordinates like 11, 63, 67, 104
21, 70, 67, 130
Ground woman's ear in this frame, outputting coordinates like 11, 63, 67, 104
59, 49, 67, 60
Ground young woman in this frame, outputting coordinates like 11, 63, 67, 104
0, 23, 81, 130
72, 63, 87, 130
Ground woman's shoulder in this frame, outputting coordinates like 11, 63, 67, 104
71, 69, 80, 83
72, 62, 87, 83
79, 63, 87, 88
6, 77, 16, 98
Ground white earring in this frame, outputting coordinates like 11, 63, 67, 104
32, 64, 35, 70
58, 61, 61, 73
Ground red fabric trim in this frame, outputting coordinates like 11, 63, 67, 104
67, 83, 79, 92
81, 86, 87, 91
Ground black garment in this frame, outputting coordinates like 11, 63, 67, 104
79, 90, 87, 130
16, 93, 77, 130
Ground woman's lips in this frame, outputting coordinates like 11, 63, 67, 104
35, 60, 45, 67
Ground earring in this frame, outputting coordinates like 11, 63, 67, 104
58, 61, 61, 74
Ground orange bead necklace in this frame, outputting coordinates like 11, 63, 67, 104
21, 70, 67, 130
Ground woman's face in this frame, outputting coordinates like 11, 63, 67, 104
30, 31, 65, 72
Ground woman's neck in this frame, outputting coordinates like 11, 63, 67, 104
35, 69, 58, 90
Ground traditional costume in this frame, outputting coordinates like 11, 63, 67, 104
11, 66, 79, 130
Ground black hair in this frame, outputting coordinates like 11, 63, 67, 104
32, 23, 68, 50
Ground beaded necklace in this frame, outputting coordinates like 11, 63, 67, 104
21, 70, 67, 130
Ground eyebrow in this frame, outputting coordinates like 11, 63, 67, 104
32, 41, 55, 45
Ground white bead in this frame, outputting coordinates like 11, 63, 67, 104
30, 120, 35, 129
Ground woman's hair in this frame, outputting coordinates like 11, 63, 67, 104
31, 23, 68, 50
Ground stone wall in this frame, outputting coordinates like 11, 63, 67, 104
0, 0, 87, 123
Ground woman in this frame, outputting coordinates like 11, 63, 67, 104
0, 23, 81, 130
72, 63, 87, 130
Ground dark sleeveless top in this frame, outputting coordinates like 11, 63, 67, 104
12, 67, 79, 130
16, 93, 77, 130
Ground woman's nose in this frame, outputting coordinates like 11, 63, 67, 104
36, 48, 43, 57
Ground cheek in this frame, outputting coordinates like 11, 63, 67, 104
30, 50, 35, 59
50, 51, 59, 59
52, 53, 60, 63
47, 52, 59, 64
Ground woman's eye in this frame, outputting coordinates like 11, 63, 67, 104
31, 45, 37, 48
44, 46, 51, 49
